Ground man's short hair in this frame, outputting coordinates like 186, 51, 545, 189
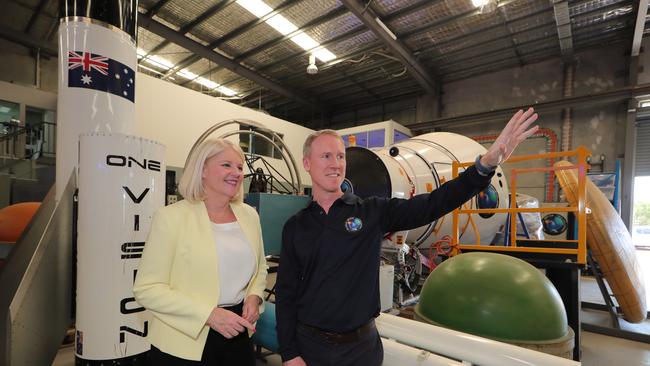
303, 129, 344, 158
178, 138, 245, 203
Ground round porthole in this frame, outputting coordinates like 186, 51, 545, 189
340, 178, 353, 194
477, 184, 499, 219
542, 213, 568, 236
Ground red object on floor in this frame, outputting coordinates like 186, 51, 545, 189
0, 202, 41, 242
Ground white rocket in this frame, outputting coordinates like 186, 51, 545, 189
57, 1, 164, 363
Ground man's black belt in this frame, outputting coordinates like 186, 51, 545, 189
298, 320, 376, 345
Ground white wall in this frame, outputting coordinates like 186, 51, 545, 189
0, 80, 57, 124
134, 73, 314, 187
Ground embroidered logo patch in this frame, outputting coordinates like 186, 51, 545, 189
345, 217, 363, 232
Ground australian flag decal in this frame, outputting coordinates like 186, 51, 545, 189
68, 51, 135, 103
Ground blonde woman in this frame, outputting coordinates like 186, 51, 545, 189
134, 139, 267, 365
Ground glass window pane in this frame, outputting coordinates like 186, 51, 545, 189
239, 125, 284, 159
0, 100, 20, 136
633, 176, 650, 248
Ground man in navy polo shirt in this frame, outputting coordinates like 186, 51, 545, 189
276, 108, 539, 366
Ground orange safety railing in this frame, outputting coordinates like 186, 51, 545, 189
451, 146, 589, 264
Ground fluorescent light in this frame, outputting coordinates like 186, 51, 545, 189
375, 17, 397, 40
236, 0, 337, 62
176, 70, 238, 96
313, 48, 337, 62
138, 64, 163, 75
150, 56, 174, 69
217, 86, 237, 96
143, 55, 174, 70
237, 0, 272, 17
291, 33, 319, 50
0, 106, 11, 113
176, 69, 198, 79
266, 14, 297, 35
291, 33, 337, 61
137, 48, 240, 96
196, 78, 219, 89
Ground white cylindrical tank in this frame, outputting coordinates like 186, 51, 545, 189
344, 132, 509, 247
381, 337, 464, 366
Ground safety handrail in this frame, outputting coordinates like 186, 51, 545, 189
451, 146, 589, 264
0, 124, 27, 143
0, 121, 56, 162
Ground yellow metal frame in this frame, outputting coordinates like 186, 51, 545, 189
451, 147, 589, 264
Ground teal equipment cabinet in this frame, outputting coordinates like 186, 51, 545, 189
251, 302, 279, 352
244, 193, 311, 256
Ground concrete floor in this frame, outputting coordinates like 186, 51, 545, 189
52, 249, 650, 366
577, 248, 650, 366
51, 330, 650, 366
52, 345, 284, 366
580, 331, 650, 366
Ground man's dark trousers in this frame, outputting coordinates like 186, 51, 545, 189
295, 323, 383, 366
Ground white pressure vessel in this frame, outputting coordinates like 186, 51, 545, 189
344, 132, 509, 248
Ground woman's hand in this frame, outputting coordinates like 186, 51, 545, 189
206, 307, 255, 338
242, 295, 262, 324
481, 107, 539, 168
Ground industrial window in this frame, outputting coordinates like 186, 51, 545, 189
635, 111, 650, 176
0, 100, 21, 157
239, 125, 284, 159
0, 100, 20, 133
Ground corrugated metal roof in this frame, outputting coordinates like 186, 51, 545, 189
5, 0, 646, 124
192, 5, 258, 44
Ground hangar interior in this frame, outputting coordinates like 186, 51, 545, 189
0, 0, 649, 365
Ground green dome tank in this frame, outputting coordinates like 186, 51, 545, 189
414, 252, 568, 342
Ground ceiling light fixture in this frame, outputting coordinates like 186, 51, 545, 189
137, 48, 239, 97
307, 54, 318, 75
313, 48, 336, 63
375, 17, 397, 40
291, 33, 318, 50
236, 0, 272, 18
137, 63, 166, 76
472, 0, 498, 14
237, 0, 337, 62
217, 86, 238, 96
266, 15, 297, 35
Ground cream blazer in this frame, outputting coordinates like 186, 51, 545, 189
133, 199, 267, 361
